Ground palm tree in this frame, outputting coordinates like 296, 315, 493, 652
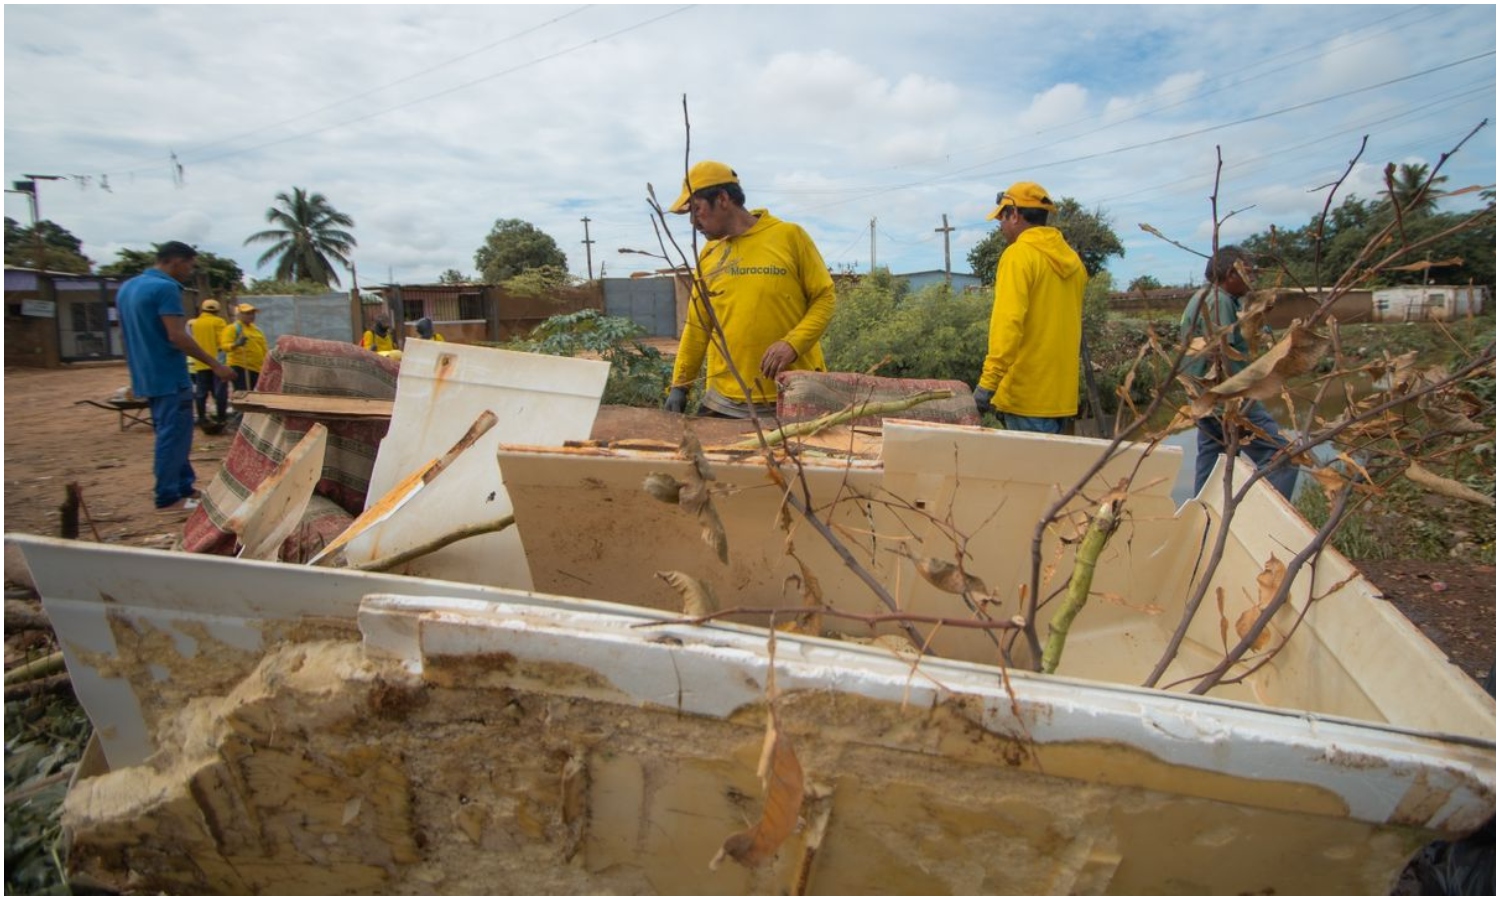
243, 187, 357, 286
1386, 163, 1448, 218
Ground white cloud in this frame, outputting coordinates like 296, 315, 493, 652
3, 3, 1492, 289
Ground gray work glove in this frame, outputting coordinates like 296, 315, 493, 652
664, 387, 688, 414
973, 386, 995, 415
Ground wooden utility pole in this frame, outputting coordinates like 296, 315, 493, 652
934, 214, 954, 285
580, 217, 596, 281
869, 217, 877, 272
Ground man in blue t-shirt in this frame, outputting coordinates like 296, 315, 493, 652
117, 241, 236, 510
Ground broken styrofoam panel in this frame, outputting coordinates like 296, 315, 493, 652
876, 422, 1193, 669
492, 444, 909, 629
358, 593, 1494, 835
62, 627, 1469, 895
345, 341, 609, 587
494, 430, 1494, 735
1187, 455, 1498, 735
7, 534, 622, 770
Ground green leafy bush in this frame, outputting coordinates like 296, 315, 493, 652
505, 309, 672, 407
823, 273, 989, 384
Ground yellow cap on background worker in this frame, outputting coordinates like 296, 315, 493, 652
199, 298, 221, 313
986, 181, 1058, 220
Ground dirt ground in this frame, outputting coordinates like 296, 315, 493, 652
3, 361, 1495, 685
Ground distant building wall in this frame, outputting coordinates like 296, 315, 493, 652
1372, 285, 1490, 322
603, 276, 677, 337
236, 293, 355, 346
894, 270, 983, 293
5, 269, 128, 368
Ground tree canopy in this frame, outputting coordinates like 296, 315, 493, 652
192, 253, 247, 296
243, 187, 357, 287
97, 246, 245, 296
1238, 186, 1494, 290
474, 219, 568, 283
4, 217, 92, 273
967, 198, 1125, 285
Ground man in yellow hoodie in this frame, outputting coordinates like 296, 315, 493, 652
973, 181, 1088, 434
188, 297, 229, 426
663, 160, 835, 418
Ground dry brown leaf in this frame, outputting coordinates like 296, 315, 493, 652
641, 472, 683, 504
906, 552, 987, 596
655, 570, 718, 617
1420, 399, 1492, 435
1216, 586, 1229, 654
1255, 554, 1286, 611
710, 712, 805, 870
678, 430, 729, 564
1405, 462, 1497, 509
1234, 606, 1273, 653
1191, 321, 1329, 416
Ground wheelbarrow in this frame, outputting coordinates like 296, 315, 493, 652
74, 397, 154, 432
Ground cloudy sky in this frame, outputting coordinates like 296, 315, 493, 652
4, 3, 1495, 289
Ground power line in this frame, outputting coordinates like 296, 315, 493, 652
166, 6, 594, 168
93, 6, 693, 178
788, 50, 1496, 216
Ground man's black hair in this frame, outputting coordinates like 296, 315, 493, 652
692, 183, 746, 208
156, 241, 198, 262
1015, 206, 1048, 226
1205, 245, 1254, 284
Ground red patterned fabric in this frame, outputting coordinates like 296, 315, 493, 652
181, 336, 400, 559
775, 371, 981, 428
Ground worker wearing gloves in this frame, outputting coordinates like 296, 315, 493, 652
663, 160, 836, 418
222, 302, 267, 392
188, 297, 229, 426
973, 181, 1088, 434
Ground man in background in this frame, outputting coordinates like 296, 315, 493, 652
223, 301, 267, 392
362, 314, 395, 353
188, 297, 229, 427
663, 160, 836, 418
116, 242, 235, 510
1179, 245, 1298, 499
414, 317, 444, 342
973, 181, 1088, 434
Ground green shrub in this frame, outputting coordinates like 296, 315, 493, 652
505, 309, 672, 407
823, 274, 989, 384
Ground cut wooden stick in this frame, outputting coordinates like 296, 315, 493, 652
351, 515, 515, 572
4, 650, 66, 685
727, 390, 955, 451
309, 410, 498, 565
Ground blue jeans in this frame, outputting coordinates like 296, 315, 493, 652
149, 386, 197, 507
1195, 401, 1298, 500
1001, 413, 1067, 434
193, 368, 227, 421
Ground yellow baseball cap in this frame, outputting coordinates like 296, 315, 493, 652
236, 302, 258, 313
986, 181, 1058, 220
669, 160, 739, 213
200, 299, 221, 312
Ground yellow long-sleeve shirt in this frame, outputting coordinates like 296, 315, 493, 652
187, 313, 227, 373
221, 321, 267, 372
978, 226, 1088, 418
362, 330, 395, 353
670, 209, 836, 405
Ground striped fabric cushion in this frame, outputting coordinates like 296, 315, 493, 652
181, 336, 400, 559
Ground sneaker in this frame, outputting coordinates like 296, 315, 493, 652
156, 497, 200, 512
